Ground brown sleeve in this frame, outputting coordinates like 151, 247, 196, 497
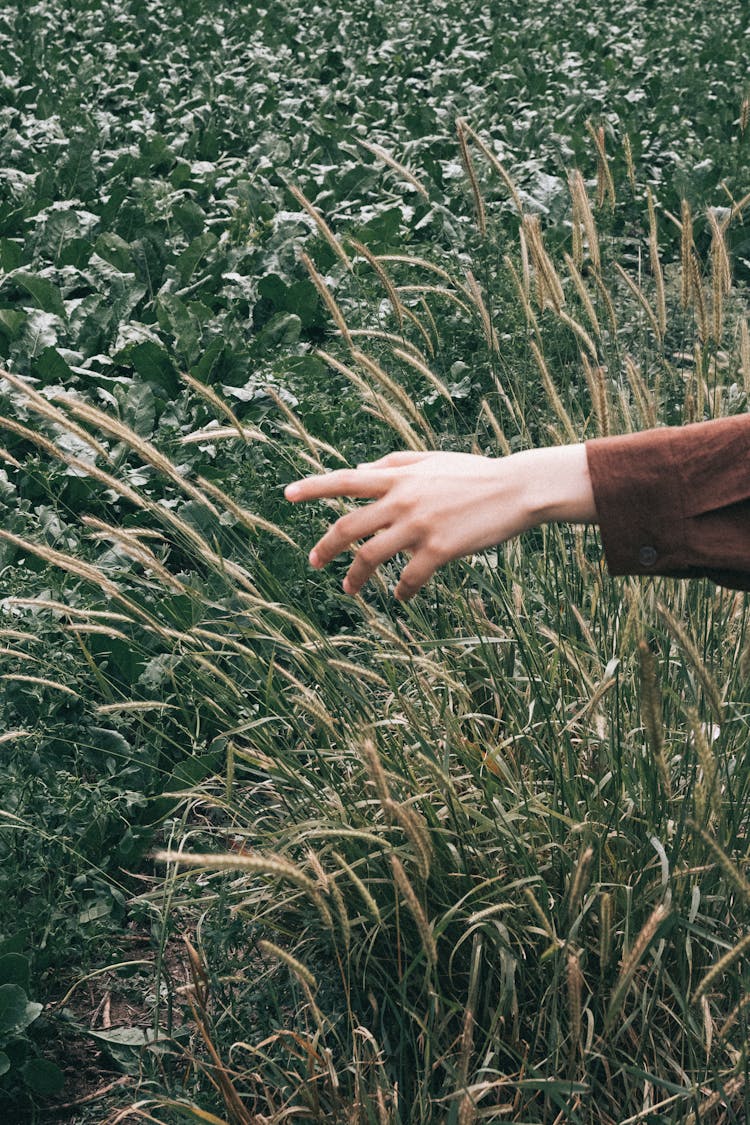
585, 415, 750, 590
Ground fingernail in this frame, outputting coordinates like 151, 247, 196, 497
285, 483, 301, 500
309, 549, 320, 567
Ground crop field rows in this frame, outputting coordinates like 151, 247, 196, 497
1, 0, 750, 1121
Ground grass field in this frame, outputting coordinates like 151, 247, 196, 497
1, 1, 750, 1121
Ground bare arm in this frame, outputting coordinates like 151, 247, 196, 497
284, 445, 597, 601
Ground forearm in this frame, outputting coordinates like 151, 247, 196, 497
586, 416, 750, 589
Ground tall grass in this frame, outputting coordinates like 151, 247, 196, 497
4, 125, 750, 1124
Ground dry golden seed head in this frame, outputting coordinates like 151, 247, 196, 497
181, 424, 270, 445
740, 318, 750, 396
656, 601, 724, 724
457, 119, 524, 215
0, 368, 110, 460
258, 939, 318, 990
569, 170, 601, 272
687, 705, 719, 824
480, 398, 512, 456
0, 674, 80, 696
614, 262, 663, 342
524, 887, 556, 940
352, 348, 435, 437
623, 355, 657, 429
457, 1091, 477, 1125
390, 854, 437, 967
622, 134, 636, 191
523, 214, 565, 312
393, 347, 453, 404
196, 475, 300, 549
287, 183, 351, 270
605, 902, 670, 1028
0, 444, 21, 469
638, 640, 668, 787
347, 236, 405, 330
96, 701, 179, 714
180, 372, 246, 440
581, 353, 609, 437
646, 189, 667, 337
456, 117, 487, 237
504, 254, 539, 333
692, 930, 750, 1006
356, 138, 430, 201
599, 891, 613, 970
300, 251, 353, 346
567, 846, 594, 916
529, 341, 578, 442
396, 282, 473, 318
689, 254, 709, 342
557, 310, 599, 363
154, 848, 321, 894
680, 199, 694, 309
383, 798, 432, 881
459, 1007, 474, 1083
331, 850, 381, 925
741, 96, 750, 135
585, 120, 616, 207
689, 820, 750, 906
464, 269, 499, 353
567, 952, 583, 1054
563, 252, 601, 336
57, 395, 222, 517
361, 737, 392, 807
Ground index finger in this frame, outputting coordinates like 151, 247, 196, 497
284, 468, 394, 503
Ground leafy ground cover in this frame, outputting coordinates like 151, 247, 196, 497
1, 0, 750, 1120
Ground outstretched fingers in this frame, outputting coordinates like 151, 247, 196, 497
394, 552, 439, 602
342, 527, 412, 595
310, 501, 393, 568
285, 467, 394, 502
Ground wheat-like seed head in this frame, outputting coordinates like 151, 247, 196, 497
390, 854, 437, 967
288, 183, 351, 270
456, 118, 487, 238
569, 170, 601, 272
646, 189, 667, 337
258, 939, 318, 990
656, 601, 724, 723
347, 236, 406, 331
356, 139, 430, 201
605, 902, 670, 1029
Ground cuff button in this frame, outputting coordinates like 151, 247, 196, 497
639, 545, 658, 567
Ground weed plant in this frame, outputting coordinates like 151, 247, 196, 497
3, 126, 750, 1123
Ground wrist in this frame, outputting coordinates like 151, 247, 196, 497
519, 444, 598, 527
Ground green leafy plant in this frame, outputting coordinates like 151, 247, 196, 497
0, 950, 64, 1104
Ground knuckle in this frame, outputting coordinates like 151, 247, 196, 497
356, 542, 377, 566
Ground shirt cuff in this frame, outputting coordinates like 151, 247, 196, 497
585, 427, 687, 577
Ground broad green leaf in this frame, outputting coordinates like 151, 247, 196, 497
21, 1057, 65, 1096
177, 232, 218, 285
13, 272, 66, 319
0, 985, 41, 1040
34, 346, 74, 385
0, 309, 26, 340
0, 955, 30, 990
121, 340, 179, 398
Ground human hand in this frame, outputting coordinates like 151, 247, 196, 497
284, 446, 596, 601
